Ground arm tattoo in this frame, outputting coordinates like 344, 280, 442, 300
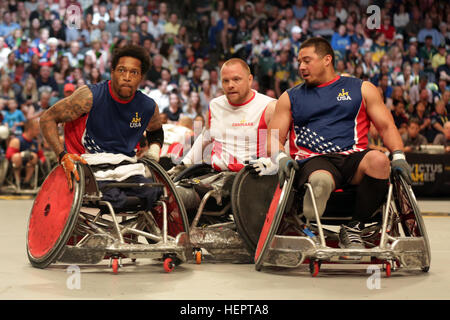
40, 86, 93, 156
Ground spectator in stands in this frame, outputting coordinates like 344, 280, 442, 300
147, 79, 170, 110
391, 100, 409, 135
393, 3, 409, 32
273, 49, 296, 98
437, 52, 450, 84
2, 99, 26, 136
292, 0, 308, 21
64, 41, 84, 68
14, 37, 34, 64
162, 92, 183, 123
30, 90, 52, 120
331, 25, 351, 58
368, 123, 388, 154
379, 16, 396, 44
189, 66, 204, 94
39, 37, 59, 67
18, 81, 37, 117
49, 19, 66, 48
0, 76, 16, 100
410, 75, 433, 106
429, 100, 449, 142
432, 44, 447, 72
146, 54, 165, 88
85, 39, 108, 74
433, 121, 450, 152
199, 79, 213, 114
147, 10, 165, 42
0, 12, 20, 38
418, 18, 442, 48
35, 65, 59, 97
164, 13, 180, 36
182, 91, 202, 120
419, 35, 437, 72
379, 74, 393, 106
402, 118, 428, 152
6, 119, 45, 189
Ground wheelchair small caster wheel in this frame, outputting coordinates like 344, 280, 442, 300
309, 260, 320, 277
164, 257, 175, 273
112, 258, 119, 274
194, 249, 202, 264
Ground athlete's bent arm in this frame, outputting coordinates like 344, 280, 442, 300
145, 104, 164, 161
362, 81, 403, 152
40, 85, 93, 157
167, 110, 212, 177
362, 81, 412, 183
40, 85, 92, 189
267, 92, 292, 157
267, 91, 299, 187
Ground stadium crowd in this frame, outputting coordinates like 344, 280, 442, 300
0, 0, 449, 165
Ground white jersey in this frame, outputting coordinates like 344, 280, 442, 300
208, 90, 275, 171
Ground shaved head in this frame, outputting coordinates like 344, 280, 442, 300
220, 58, 251, 76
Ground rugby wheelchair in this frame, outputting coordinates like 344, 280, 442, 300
172, 164, 277, 264
26, 158, 191, 274
251, 167, 431, 277
0, 151, 53, 195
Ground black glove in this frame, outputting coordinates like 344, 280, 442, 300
277, 152, 300, 188
391, 150, 412, 184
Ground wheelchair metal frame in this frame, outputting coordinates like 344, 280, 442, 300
255, 169, 431, 277
173, 164, 253, 263
27, 159, 191, 273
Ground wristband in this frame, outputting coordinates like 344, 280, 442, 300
58, 150, 68, 163
392, 150, 405, 161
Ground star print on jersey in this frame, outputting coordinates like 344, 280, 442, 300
294, 125, 342, 153
83, 133, 106, 153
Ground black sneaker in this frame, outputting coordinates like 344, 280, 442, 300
339, 224, 365, 249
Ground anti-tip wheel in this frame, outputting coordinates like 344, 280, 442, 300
164, 257, 175, 273
309, 260, 320, 277
195, 250, 202, 264
112, 258, 119, 274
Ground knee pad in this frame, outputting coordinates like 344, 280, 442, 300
302, 171, 334, 221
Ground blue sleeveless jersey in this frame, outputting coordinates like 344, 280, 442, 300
65, 81, 156, 157
18, 134, 39, 153
287, 76, 369, 161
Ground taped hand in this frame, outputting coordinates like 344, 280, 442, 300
59, 152, 87, 190
277, 152, 300, 188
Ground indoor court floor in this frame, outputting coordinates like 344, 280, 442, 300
0, 198, 449, 300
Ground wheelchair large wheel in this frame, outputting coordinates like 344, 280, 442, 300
393, 174, 431, 270
26, 163, 84, 269
141, 158, 190, 238
255, 168, 296, 271
231, 166, 278, 255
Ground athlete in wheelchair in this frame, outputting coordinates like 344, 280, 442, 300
252, 38, 430, 276
1, 119, 50, 194
167, 58, 277, 263
26, 45, 190, 273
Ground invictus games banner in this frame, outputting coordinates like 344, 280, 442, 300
406, 153, 450, 197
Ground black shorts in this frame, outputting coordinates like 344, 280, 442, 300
295, 149, 375, 189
